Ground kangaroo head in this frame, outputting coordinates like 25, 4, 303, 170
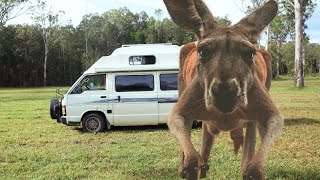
164, 0, 278, 113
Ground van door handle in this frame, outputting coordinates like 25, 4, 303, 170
100, 96, 106, 98
117, 96, 121, 102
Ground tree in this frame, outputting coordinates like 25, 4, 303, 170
52, 24, 79, 85
305, 43, 320, 74
14, 25, 43, 86
161, 18, 194, 45
0, 7, 247, 87
78, 14, 105, 69
0, 25, 16, 86
154, 9, 163, 43
103, 8, 136, 50
132, 11, 149, 43
32, 0, 64, 86
293, 0, 305, 86
215, 15, 232, 26
281, 0, 316, 87
282, 41, 295, 75
270, 14, 290, 77
0, 0, 33, 27
160, 15, 230, 45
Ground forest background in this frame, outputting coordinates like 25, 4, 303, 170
0, 0, 319, 87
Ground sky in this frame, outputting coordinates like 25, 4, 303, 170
7, 0, 320, 44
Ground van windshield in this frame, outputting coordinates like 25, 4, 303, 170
71, 74, 106, 94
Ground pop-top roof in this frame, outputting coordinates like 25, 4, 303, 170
85, 44, 181, 73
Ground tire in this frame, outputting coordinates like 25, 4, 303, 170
82, 113, 107, 133
50, 98, 60, 119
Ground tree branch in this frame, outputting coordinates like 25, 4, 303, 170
286, 0, 295, 7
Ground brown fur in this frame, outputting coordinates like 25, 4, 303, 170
180, 42, 272, 155
180, 42, 271, 96
164, 0, 284, 179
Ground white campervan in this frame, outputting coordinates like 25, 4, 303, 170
50, 44, 180, 133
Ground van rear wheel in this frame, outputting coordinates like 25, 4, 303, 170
82, 113, 106, 133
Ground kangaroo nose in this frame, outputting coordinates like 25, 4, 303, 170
211, 78, 239, 113
211, 78, 238, 98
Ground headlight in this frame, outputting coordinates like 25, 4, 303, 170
62, 106, 66, 115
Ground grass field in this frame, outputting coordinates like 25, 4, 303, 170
0, 77, 319, 179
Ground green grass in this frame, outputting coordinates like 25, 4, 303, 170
0, 78, 319, 179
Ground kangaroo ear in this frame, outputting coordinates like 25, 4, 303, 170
164, 0, 217, 40
232, 0, 278, 44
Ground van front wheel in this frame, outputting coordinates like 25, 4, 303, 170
82, 113, 106, 133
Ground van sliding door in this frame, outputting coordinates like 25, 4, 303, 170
157, 72, 179, 124
112, 73, 159, 126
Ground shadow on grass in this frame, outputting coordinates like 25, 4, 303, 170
268, 169, 320, 179
284, 118, 320, 126
74, 124, 169, 133
73, 118, 319, 134
111, 124, 169, 132
74, 121, 201, 133
122, 165, 179, 180
126, 166, 320, 180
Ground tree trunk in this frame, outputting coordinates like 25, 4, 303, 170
265, 24, 270, 51
85, 27, 88, 70
62, 45, 65, 85
44, 43, 49, 86
294, 0, 304, 87
69, 58, 72, 85
276, 41, 280, 77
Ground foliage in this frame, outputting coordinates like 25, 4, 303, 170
268, 0, 318, 83
282, 42, 295, 75
239, 0, 269, 14
31, 0, 64, 86
0, 0, 32, 27
0, 78, 319, 179
270, 14, 290, 77
0, 6, 200, 87
280, 0, 317, 38
0, 3, 319, 87
276, 41, 320, 77
305, 43, 320, 74
215, 15, 232, 26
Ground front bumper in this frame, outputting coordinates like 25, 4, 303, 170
59, 116, 67, 124
59, 116, 80, 126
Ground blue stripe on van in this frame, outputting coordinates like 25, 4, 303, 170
93, 97, 178, 103
158, 98, 179, 103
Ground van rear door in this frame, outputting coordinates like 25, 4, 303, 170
111, 72, 159, 126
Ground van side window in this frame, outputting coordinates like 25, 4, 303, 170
129, 56, 156, 65
71, 74, 106, 94
115, 75, 154, 92
160, 73, 178, 91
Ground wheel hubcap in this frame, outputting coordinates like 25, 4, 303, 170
86, 117, 100, 132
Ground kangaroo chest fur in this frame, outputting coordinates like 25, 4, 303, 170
189, 98, 248, 131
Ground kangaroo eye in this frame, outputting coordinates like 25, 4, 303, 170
198, 50, 210, 59
197, 51, 203, 58
241, 53, 254, 65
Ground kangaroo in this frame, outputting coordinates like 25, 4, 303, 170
163, 0, 283, 179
